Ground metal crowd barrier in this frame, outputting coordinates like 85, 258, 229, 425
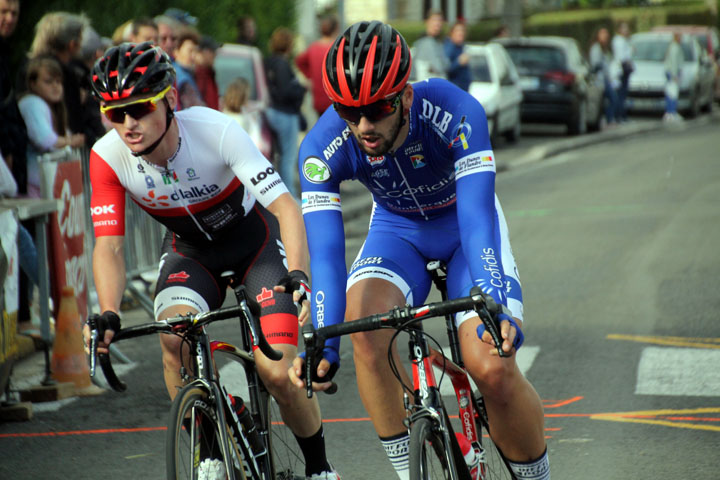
70, 146, 164, 318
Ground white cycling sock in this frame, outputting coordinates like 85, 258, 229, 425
507, 449, 550, 480
380, 433, 410, 480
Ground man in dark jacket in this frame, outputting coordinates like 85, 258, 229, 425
0, 0, 28, 192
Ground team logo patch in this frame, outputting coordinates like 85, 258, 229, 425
145, 175, 155, 189
302, 157, 331, 183
367, 155, 385, 167
186, 168, 198, 180
167, 271, 190, 282
256, 286, 275, 308
448, 116, 472, 150
141, 190, 170, 207
410, 155, 426, 168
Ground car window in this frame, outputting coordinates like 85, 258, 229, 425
631, 38, 695, 62
504, 46, 566, 74
469, 53, 492, 82
214, 55, 259, 101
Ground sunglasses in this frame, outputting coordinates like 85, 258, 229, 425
100, 85, 171, 124
333, 93, 402, 125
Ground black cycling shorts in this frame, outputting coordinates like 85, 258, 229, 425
153, 203, 298, 346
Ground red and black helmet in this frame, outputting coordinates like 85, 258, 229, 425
322, 21, 412, 107
91, 42, 175, 103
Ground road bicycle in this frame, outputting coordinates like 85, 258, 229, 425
301, 261, 516, 480
88, 272, 304, 480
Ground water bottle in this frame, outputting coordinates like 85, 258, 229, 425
231, 395, 265, 456
455, 432, 481, 480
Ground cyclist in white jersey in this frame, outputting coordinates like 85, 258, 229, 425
82, 42, 340, 480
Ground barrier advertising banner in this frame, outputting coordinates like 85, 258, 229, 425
42, 156, 89, 324
0, 209, 19, 391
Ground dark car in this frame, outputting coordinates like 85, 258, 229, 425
495, 36, 604, 135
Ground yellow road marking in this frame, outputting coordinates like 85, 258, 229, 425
591, 407, 720, 432
607, 334, 720, 349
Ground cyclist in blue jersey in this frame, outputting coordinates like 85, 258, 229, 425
289, 21, 549, 479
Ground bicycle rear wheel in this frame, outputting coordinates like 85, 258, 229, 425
166, 385, 243, 480
409, 417, 457, 480
473, 393, 515, 480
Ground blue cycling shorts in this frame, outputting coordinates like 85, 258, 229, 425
346, 203, 523, 326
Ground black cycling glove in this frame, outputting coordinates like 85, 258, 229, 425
276, 270, 311, 307
94, 310, 121, 339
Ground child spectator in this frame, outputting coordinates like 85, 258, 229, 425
18, 56, 84, 197
222, 77, 269, 158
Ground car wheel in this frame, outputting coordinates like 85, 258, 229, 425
503, 120, 520, 143
568, 99, 587, 135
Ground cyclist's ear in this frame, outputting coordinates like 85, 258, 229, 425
402, 84, 414, 112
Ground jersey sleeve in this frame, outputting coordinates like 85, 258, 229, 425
448, 85, 520, 311
89, 149, 126, 237
220, 118, 288, 206
297, 120, 355, 354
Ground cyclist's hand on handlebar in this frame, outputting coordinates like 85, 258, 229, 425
477, 313, 524, 356
83, 311, 121, 355
274, 270, 311, 325
289, 356, 335, 392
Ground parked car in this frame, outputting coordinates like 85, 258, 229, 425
495, 36, 604, 135
213, 43, 274, 160
628, 32, 715, 117
465, 42, 523, 143
651, 25, 720, 101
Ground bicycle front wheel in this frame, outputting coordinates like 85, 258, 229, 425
264, 395, 305, 479
409, 417, 456, 480
473, 393, 515, 480
166, 385, 243, 480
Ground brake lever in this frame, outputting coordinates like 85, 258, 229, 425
301, 323, 317, 399
88, 315, 99, 377
469, 287, 510, 358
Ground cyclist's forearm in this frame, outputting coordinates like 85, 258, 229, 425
269, 193, 310, 274
93, 238, 126, 314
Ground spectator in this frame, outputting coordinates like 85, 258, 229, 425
71, 24, 108, 147
174, 28, 205, 109
195, 35, 220, 110
590, 27, 618, 126
18, 56, 84, 197
154, 14, 180, 58
222, 77, 266, 154
612, 21, 634, 122
28, 11, 91, 145
492, 24, 511, 40
130, 17, 159, 45
663, 32, 684, 122
1, 151, 40, 338
0, 0, 28, 194
444, 21, 471, 91
236, 15, 257, 46
295, 14, 339, 116
411, 9, 450, 81
111, 19, 132, 45
264, 27, 306, 197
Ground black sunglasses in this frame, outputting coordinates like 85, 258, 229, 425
333, 93, 402, 125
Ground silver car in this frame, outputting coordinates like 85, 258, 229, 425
627, 32, 715, 117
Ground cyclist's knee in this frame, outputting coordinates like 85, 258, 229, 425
351, 330, 388, 366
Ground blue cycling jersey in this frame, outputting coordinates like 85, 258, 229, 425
298, 79, 522, 353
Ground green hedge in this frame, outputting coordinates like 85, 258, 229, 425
394, 2, 716, 55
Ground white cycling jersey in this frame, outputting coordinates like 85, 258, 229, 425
89, 107, 287, 242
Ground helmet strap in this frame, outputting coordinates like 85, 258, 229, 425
131, 98, 175, 158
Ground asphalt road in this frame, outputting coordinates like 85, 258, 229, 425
1, 119, 718, 479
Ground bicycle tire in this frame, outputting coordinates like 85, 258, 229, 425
166, 385, 245, 480
472, 392, 516, 480
409, 417, 456, 480
263, 392, 305, 480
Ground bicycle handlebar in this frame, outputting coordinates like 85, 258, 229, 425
302, 286, 509, 398
89, 298, 282, 392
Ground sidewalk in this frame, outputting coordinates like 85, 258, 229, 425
5, 112, 702, 412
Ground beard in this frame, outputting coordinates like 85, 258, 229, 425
354, 111, 404, 156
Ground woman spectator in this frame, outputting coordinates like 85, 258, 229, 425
444, 21, 471, 91
264, 27, 306, 197
18, 56, 84, 197
590, 27, 619, 127
295, 14, 339, 116
663, 32, 684, 122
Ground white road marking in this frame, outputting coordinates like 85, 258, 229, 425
636, 347, 720, 397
